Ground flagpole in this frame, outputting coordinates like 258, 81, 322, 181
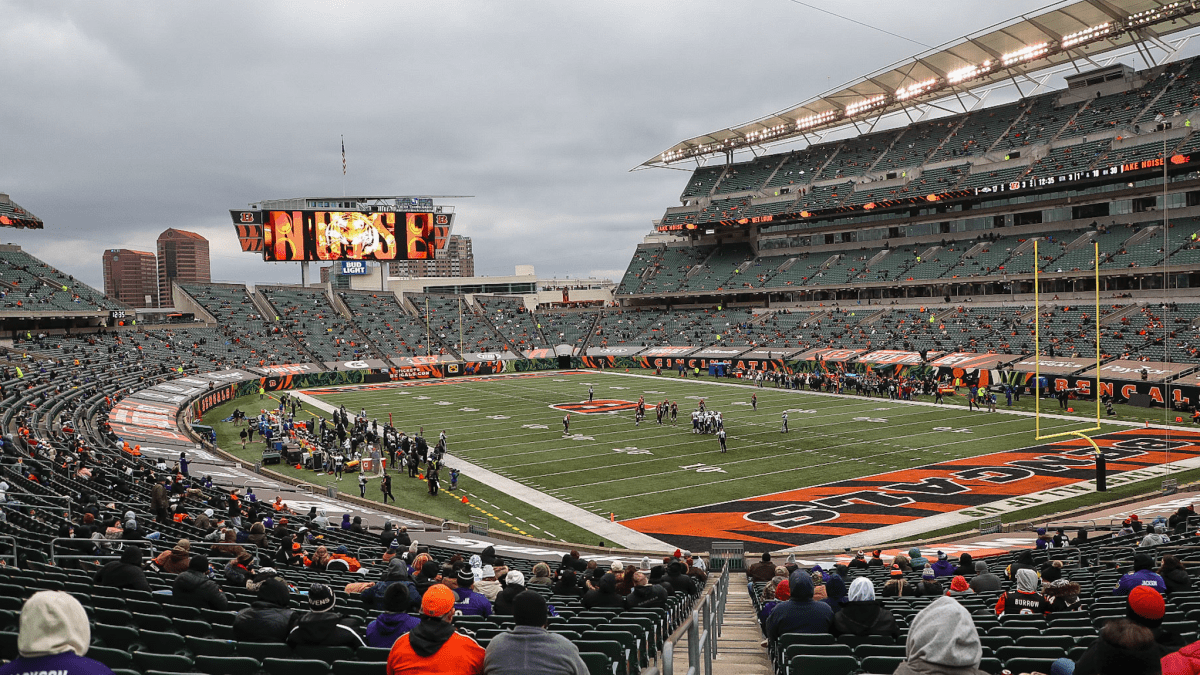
341, 135, 346, 197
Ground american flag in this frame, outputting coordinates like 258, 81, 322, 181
341, 136, 346, 176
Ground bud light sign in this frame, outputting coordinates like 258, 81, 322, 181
341, 261, 369, 275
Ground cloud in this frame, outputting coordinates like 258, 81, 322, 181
0, 0, 1050, 291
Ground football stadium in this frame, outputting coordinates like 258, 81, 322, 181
7, 2, 1200, 675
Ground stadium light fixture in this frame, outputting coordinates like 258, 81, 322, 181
845, 94, 886, 116
796, 110, 838, 131
896, 78, 938, 101
1060, 22, 1112, 48
1002, 42, 1050, 67
947, 61, 992, 84
1127, 2, 1185, 28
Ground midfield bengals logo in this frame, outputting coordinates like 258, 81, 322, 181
550, 400, 638, 414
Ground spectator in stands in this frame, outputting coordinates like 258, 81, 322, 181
93, 545, 149, 592
528, 563, 553, 587
1161, 555, 1191, 595
1044, 578, 1083, 612
908, 547, 929, 570
626, 569, 669, 610
224, 551, 255, 587
765, 570, 834, 640
475, 565, 502, 602
552, 570, 580, 597
748, 552, 776, 582
172, 555, 229, 610
582, 573, 625, 610
414, 561, 442, 596
882, 565, 913, 597
848, 551, 869, 569
366, 582, 421, 648
1115, 554, 1168, 595
151, 478, 168, 524
970, 561, 1002, 592
361, 559, 421, 610
916, 567, 943, 596
1126, 585, 1187, 655
1168, 506, 1194, 533
833, 577, 898, 638
823, 574, 848, 612
995, 568, 1052, 616
287, 583, 365, 648
0, 591, 112, 675
1142, 525, 1171, 548
232, 578, 296, 643
867, 550, 884, 568
152, 538, 191, 573
931, 551, 955, 577
483, 590, 587, 675
1006, 550, 1036, 580
947, 576, 973, 598
493, 571, 527, 616
452, 569, 493, 617
387, 584, 484, 675
952, 553, 974, 576
1035, 528, 1055, 549
893, 553, 913, 573
895, 596, 988, 675
1074, 618, 1165, 675
666, 561, 698, 596
1163, 639, 1200, 675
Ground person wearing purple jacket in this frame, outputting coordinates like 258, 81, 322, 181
364, 583, 421, 648
930, 551, 956, 577
1113, 553, 1167, 595
453, 569, 493, 618
0, 591, 114, 675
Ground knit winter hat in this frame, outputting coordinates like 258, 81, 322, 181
1126, 586, 1166, 629
421, 584, 455, 617
937, 551, 947, 560
1133, 553, 1154, 571
890, 564, 904, 577
950, 576, 969, 592
512, 589, 548, 627
922, 566, 935, 578
308, 583, 335, 612
775, 579, 790, 601
610, 560, 623, 573
506, 570, 525, 586
455, 569, 475, 587
189, 555, 209, 573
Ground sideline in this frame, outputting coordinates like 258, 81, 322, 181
288, 390, 675, 551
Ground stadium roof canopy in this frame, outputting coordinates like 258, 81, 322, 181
642, 0, 1200, 168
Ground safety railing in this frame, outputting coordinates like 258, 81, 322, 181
649, 564, 730, 675
49, 538, 259, 565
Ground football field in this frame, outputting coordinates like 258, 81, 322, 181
281, 369, 1200, 552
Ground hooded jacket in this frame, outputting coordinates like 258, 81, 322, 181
833, 578, 899, 638
0, 591, 112, 675
894, 596, 989, 675
153, 548, 191, 574
1163, 638, 1200, 675
360, 560, 421, 610
822, 575, 848, 613
286, 610, 365, 648
969, 562, 1003, 593
952, 554, 975, 577
765, 571, 834, 640
364, 611, 420, 648
492, 583, 526, 616
1043, 579, 1082, 612
625, 583, 669, 610
232, 579, 296, 643
387, 617, 485, 675
1164, 568, 1192, 595
172, 569, 229, 611
581, 574, 625, 610
995, 569, 1052, 616
930, 558, 956, 578
94, 548, 150, 592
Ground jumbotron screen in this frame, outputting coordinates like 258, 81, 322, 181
253, 210, 436, 261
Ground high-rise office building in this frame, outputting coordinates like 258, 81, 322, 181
388, 234, 474, 277
102, 249, 158, 308
157, 228, 210, 308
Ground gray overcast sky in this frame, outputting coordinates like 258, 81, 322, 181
0, 0, 1052, 290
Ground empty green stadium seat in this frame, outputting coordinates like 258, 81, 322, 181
194, 655, 263, 675
787, 654, 859, 675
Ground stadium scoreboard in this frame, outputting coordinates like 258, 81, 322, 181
230, 196, 456, 262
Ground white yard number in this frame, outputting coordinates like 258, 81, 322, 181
613, 447, 652, 455
680, 463, 726, 473
853, 417, 888, 423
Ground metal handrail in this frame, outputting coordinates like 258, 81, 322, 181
654, 565, 730, 675
48, 538, 259, 565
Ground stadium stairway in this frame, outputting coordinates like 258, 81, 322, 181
704, 572, 772, 675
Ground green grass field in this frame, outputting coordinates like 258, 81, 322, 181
199, 369, 1194, 548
